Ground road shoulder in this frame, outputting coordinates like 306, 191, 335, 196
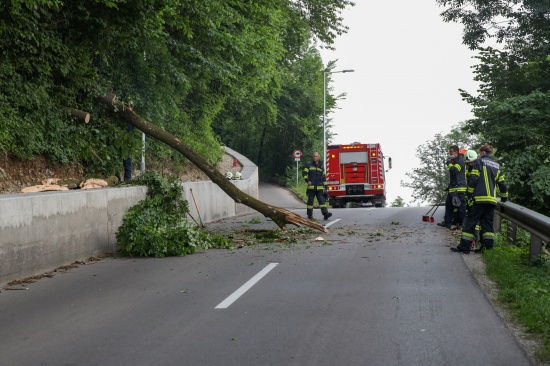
462, 252, 545, 365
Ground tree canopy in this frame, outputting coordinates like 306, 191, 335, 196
436, 0, 550, 212
0, 0, 354, 179
402, 123, 482, 204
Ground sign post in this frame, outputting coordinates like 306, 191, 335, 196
293, 150, 302, 187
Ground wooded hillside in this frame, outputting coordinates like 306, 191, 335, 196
0, 0, 353, 180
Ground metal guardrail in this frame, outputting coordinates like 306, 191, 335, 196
494, 201, 550, 262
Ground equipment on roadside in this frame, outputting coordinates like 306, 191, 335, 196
225, 171, 233, 180
190, 188, 205, 228
422, 196, 445, 222
186, 211, 201, 228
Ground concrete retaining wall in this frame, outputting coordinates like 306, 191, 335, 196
0, 186, 147, 286
183, 147, 258, 223
0, 147, 258, 287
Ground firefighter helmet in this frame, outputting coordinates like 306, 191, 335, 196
464, 150, 478, 163
225, 171, 233, 179
459, 148, 467, 155
234, 171, 242, 180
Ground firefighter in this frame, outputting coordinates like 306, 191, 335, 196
464, 150, 481, 247
437, 145, 466, 229
451, 148, 468, 227
303, 152, 332, 220
451, 144, 508, 253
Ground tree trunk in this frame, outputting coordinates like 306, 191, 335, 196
61, 106, 91, 123
97, 95, 327, 233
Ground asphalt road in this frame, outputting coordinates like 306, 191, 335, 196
0, 183, 532, 366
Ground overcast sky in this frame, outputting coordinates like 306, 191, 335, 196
319, 0, 479, 205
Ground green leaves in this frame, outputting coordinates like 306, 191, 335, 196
116, 171, 231, 257
401, 123, 481, 204
1, 0, 354, 185
435, 2, 550, 213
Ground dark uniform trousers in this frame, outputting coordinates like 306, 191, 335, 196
444, 192, 465, 226
306, 189, 329, 217
459, 203, 495, 250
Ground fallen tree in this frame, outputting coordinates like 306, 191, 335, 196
97, 94, 327, 233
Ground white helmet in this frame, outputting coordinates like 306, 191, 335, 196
234, 171, 242, 180
464, 150, 478, 163
225, 171, 233, 179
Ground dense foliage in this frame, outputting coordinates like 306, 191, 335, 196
116, 171, 231, 257
401, 123, 482, 204
436, 0, 550, 212
0, 0, 354, 178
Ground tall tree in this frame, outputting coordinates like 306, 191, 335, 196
401, 123, 481, 204
436, 0, 550, 55
436, 0, 550, 212
0, 0, 354, 179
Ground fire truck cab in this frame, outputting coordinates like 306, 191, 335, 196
325, 142, 391, 208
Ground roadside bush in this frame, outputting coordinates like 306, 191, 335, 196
116, 171, 231, 257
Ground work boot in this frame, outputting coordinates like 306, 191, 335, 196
307, 215, 313, 220
323, 212, 332, 220
450, 245, 470, 254
437, 222, 451, 228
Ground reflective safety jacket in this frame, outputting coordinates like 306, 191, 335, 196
447, 155, 466, 193
467, 155, 508, 205
303, 160, 327, 191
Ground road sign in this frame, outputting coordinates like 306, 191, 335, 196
293, 150, 302, 159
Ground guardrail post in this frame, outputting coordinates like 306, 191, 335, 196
494, 201, 550, 263
507, 222, 517, 245
529, 235, 543, 263
493, 213, 502, 233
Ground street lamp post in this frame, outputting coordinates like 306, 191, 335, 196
323, 69, 354, 173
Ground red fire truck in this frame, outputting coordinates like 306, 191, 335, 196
325, 142, 391, 208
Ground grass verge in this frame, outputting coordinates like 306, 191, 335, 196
288, 179, 308, 202
484, 228, 550, 361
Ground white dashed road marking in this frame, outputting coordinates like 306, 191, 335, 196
215, 263, 279, 309
324, 218, 341, 228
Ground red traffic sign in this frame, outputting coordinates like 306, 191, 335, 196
293, 150, 302, 158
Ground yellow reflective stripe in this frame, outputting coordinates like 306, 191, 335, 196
456, 187, 467, 192
482, 165, 497, 199
483, 232, 495, 238
448, 163, 462, 171
475, 196, 497, 203
462, 233, 474, 240
307, 205, 313, 209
